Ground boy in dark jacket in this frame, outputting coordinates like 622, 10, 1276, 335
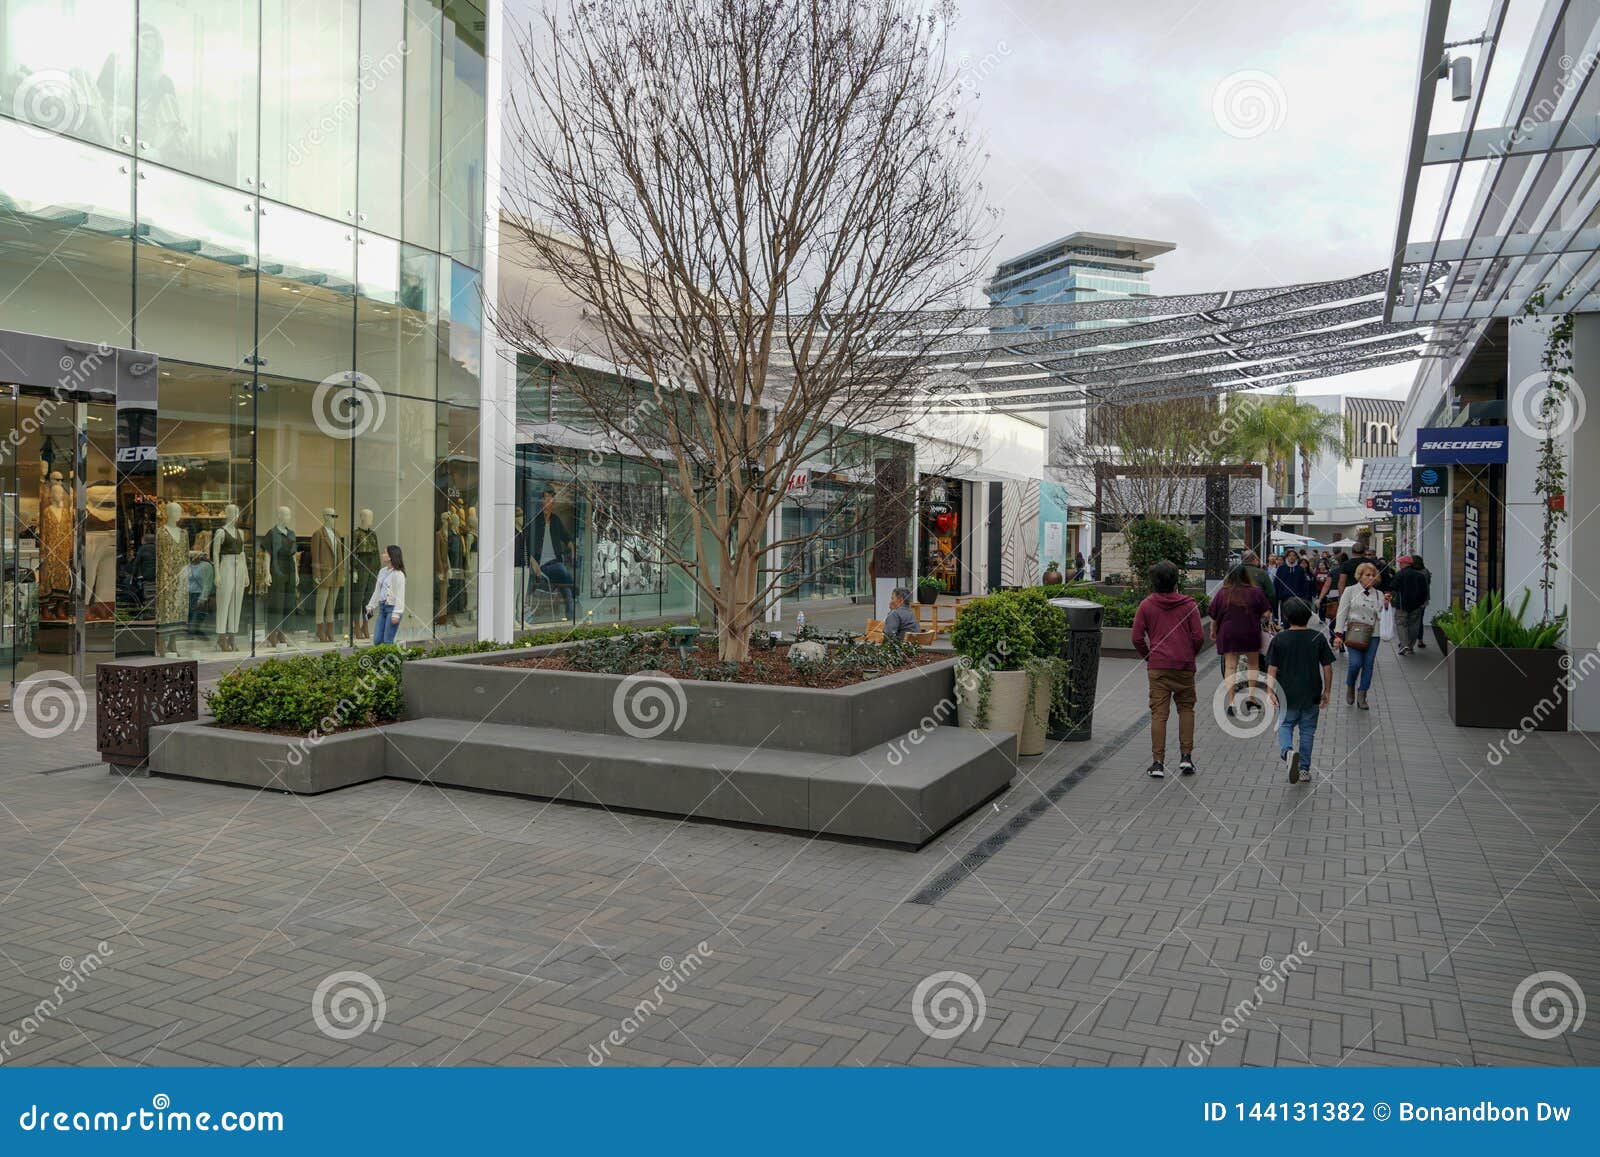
1132, 560, 1205, 779
1266, 598, 1334, 783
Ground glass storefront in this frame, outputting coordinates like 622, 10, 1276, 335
780, 479, 871, 602
0, 0, 487, 667
919, 475, 967, 595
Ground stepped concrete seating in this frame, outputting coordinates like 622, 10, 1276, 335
149, 647, 1018, 847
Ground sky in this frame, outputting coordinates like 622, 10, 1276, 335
502, 0, 1442, 398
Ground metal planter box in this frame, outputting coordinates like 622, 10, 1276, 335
1446, 646, 1568, 732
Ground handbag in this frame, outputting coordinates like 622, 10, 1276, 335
1345, 619, 1374, 651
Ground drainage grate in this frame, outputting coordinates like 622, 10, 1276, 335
907, 711, 1151, 905
38, 762, 105, 776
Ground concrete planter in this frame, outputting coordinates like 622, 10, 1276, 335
147, 720, 388, 793
1100, 624, 1212, 659
1446, 646, 1568, 732
954, 667, 1049, 755
404, 645, 962, 756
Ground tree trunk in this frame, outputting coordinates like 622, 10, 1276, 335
1300, 452, 1311, 537
716, 536, 760, 663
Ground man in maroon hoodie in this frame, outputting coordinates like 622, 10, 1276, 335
1131, 560, 1205, 779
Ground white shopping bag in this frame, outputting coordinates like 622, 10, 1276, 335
1379, 605, 1395, 640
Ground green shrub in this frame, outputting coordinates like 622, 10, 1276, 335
950, 595, 1035, 671
1437, 591, 1565, 649
206, 649, 405, 735
1125, 518, 1192, 591
990, 587, 1068, 658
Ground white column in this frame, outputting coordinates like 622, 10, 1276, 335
1503, 316, 1568, 619
1566, 314, 1600, 730
476, 0, 514, 643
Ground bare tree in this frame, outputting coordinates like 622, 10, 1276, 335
498, 0, 990, 660
1054, 396, 1228, 527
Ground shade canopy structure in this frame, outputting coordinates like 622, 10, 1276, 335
1325, 538, 1361, 549
1387, 0, 1600, 324
755, 267, 1454, 414
1271, 530, 1323, 547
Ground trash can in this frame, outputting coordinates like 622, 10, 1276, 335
1047, 597, 1102, 741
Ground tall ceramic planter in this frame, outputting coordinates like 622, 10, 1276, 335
955, 667, 1050, 755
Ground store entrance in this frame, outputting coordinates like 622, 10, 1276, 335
1, 386, 118, 700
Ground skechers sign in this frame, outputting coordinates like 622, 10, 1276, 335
1415, 425, 1508, 464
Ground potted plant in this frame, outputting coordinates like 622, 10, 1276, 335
949, 592, 1068, 756
1042, 560, 1064, 585
1429, 608, 1454, 657
916, 576, 943, 605
1440, 592, 1568, 731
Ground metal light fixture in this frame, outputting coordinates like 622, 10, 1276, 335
1451, 54, 1473, 101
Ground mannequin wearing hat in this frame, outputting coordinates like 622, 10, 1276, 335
309, 507, 346, 643
38, 470, 74, 603
211, 503, 249, 651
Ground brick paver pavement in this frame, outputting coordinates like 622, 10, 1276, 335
1, 642, 1596, 1067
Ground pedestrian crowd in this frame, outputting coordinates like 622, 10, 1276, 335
1129, 537, 1431, 783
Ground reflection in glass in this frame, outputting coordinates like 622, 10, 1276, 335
357, 0, 406, 239
441, 0, 485, 269
253, 374, 352, 651
356, 232, 438, 400
434, 404, 478, 633
154, 362, 255, 658
136, 0, 258, 188
257, 202, 355, 383
438, 259, 481, 407
352, 395, 437, 643
0, 120, 133, 344
0, 0, 134, 152
261, 0, 359, 221
401, 0, 443, 250
134, 164, 257, 367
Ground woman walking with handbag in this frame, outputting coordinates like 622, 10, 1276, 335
1333, 561, 1385, 709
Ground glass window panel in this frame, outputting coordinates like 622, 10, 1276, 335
356, 232, 437, 399
400, 0, 442, 250
134, 164, 257, 368
260, 0, 359, 221
357, 0, 406, 238
0, 0, 134, 152
154, 361, 256, 658
0, 121, 133, 345
137, 0, 258, 188
437, 257, 480, 407
352, 393, 437, 643
256, 202, 355, 384
253, 373, 352, 652
433, 403, 477, 635
440, 0, 484, 269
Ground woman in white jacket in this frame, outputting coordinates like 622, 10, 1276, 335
1333, 561, 1385, 709
365, 545, 407, 645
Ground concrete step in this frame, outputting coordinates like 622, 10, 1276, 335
383, 718, 1016, 847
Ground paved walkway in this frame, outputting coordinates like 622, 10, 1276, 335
0, 641, 1596, 1067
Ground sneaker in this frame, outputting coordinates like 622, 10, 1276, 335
1147, 761, 1166, 779
1298, 765, 1313, 782
1179, 754, 1196, 776
1416, 640, 1427, 650
1226, 704, 1236, 718
1286, 750, 1301, 784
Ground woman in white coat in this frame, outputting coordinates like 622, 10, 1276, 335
365, 545, 407, 645
1333, 561, 1386, 710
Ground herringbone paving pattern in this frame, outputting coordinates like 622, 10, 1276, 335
1, 646, 1596, 1067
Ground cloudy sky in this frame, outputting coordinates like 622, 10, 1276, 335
503, 0, 1454, 397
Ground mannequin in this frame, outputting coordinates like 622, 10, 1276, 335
261, 506, 298, 647
84, 481, 117, 622
350, 508, 380, 641
155, 501, 189, 654
513, 507, 528, 624
434, 511, 452, 626
38, 470, 73, 601
446, 511, 466, 625
211, 503, 248, 651
465, 507, 479, 615
309, 507, 345, 643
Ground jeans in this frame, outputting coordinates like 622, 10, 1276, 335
373, 603, 399, 645
1276, 704, 1320, 765
533, 561, 575, 619
1345, 638, 1380, 690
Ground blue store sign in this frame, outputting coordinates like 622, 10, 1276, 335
1416, 425, 1508, 464
1412, 464, 1446, 496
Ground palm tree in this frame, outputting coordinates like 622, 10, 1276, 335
1219, 391, 1349, 535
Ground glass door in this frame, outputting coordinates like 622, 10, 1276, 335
0, 387, 116, 701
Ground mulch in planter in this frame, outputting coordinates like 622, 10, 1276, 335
495, 644, 946, 690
